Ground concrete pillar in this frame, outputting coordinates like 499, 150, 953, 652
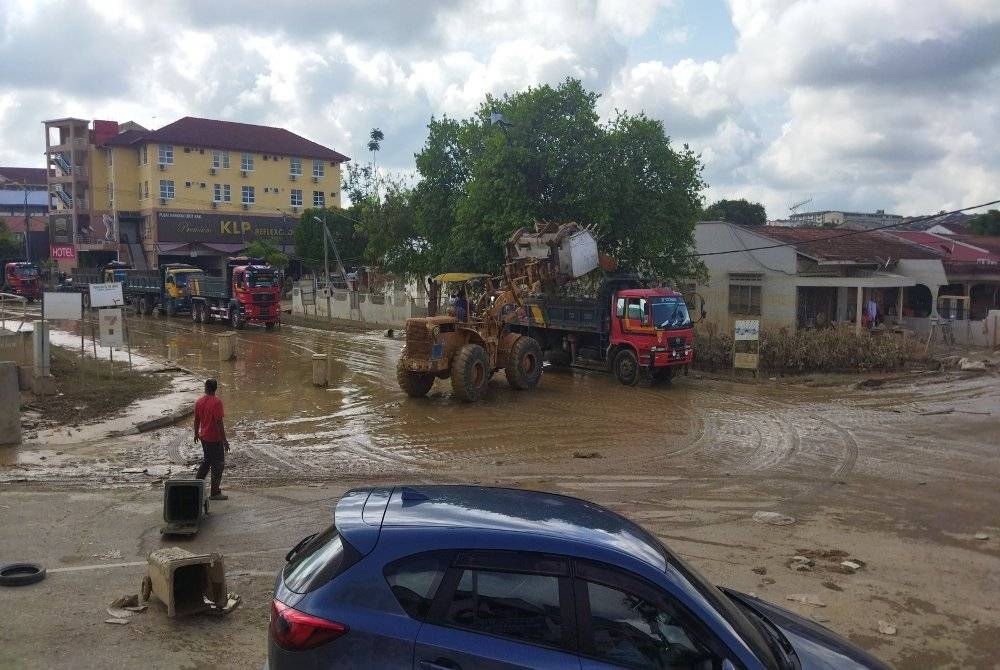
0, 361, 21, 445
836, 287, 849, 322
32, 321, 50, 377
218, 332, 235, 362
855, 287, 864, 334
312, 354, 328, 386
897, 286, 904, 321
930, 285, 940, 318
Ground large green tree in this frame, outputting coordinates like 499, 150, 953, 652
701, 198, 767, 226
968, 209, 1000, 236
0, 218, 24, 265
393, 78, 705, 280
293, 206, 368, 275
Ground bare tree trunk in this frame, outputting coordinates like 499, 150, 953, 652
426, 278, 439, 317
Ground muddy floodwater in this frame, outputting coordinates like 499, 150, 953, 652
3, 311, 999, 668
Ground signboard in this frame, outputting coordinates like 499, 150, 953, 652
98, 308, 124, 347
50, 244, 76, 260
43, 292, 83, 320
157, 211, 295, 244
734, 319, 760, 341
89, 282, 125, 308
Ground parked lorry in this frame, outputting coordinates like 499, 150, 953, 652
189, 256, 281, 329
69, 262, 203, 314
3, 262, 41, 301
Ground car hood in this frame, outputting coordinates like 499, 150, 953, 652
722, 589, 891, 670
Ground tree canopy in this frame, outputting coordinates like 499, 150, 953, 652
968, 209, 1000, 236
0, 218, 24, 265
363, 78, 705, 281
244, 239, 288, 269
701, 198, 767, 226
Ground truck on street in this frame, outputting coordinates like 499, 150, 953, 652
190, 256, 281, 329
3, 262, 41, 301
69, 262, 203, 315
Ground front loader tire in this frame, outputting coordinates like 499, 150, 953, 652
451, 344, 489, 402
506, 336, 543, 390
397, 351, 434, 398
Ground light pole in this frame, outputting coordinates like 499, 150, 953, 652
312, 215, 329, 288
312, 214, 348, 286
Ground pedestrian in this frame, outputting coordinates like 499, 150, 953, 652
866, 296, 879, 329
193, 378, 230, 500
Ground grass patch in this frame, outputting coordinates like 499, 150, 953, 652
25, 347, 170, 425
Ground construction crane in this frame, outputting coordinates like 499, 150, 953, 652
788, 197, 813, 214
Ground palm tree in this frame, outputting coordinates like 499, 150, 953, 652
367, 128, 384, 199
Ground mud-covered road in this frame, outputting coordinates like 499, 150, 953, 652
4, 311, 999, 668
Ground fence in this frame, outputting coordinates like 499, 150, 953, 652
291, 280, 426, 328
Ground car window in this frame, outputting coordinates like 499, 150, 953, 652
445, 569, 564, 649
384, 551, 451, 621
283, 525, 361, 594
586, 580, 722, 670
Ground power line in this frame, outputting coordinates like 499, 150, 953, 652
696, 198, 999, 257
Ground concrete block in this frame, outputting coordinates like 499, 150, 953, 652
143, 547, 226, 618
0, 361, 21, 445
31, 373, 57, 396
312, 354, 328, 386
218, 332, 235, 361
32, 321, 50, 377
17, 364, 32, 391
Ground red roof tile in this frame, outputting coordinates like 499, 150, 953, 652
755, 226, 942, 262
889, 231, 989, 261
0, 167, 47, 186
102, 116, 350, 163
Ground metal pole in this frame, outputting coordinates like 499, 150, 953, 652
126, 316, 133, 372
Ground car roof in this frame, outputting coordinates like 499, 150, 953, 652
339, 485, 668, 571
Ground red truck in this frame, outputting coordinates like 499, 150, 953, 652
3, 262, 41, 301
189, 256, 281, 329
509, 275, 696, 385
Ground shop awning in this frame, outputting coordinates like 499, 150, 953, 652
201, 242, 248, 253
155, 242, 189, 253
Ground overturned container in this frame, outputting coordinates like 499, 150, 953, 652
141, 547, 226, 617
161, 478, 209, 536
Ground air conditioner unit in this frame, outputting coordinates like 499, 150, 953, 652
241, 170, 249, 177
312, 176, 319, 183
289, 174, 296, 181
160, 197, 167, 205
211, 201, 218, 208
241, 203, 249, 210
184, 181, 192, 188
158, 163, 167, 171
199, 182, 206, 188
209, 167, 217, 175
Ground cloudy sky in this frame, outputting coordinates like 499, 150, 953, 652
2, 0, 999, 218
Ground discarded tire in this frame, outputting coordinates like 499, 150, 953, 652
506, 336, 543, 390
0, 563, 46, 587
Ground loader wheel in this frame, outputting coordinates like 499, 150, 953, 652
613, 349, 640, 386
451, 343, 489, 402
165, 300, 175, 318
396, 351, 434, 398
506, 336, 543, 390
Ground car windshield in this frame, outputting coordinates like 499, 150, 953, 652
173, 272, 199, 288
15, 266, 38, 278
247, 271, 276, 288
651, 296, 691, 329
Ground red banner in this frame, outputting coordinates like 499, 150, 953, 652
50, 244, 76, 259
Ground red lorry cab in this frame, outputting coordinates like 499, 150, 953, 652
231, 263, 281, 326
3, 262, 41, 301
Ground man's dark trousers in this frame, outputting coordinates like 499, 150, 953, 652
196, 440, 224, 495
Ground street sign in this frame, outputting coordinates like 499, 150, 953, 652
43, 292, 82, 320
98, 308, 124, 347
50, 244, 76, 260
89, 282, 125, 308
734, 319, 760, 341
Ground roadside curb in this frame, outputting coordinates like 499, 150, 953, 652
118, 407, 194, 436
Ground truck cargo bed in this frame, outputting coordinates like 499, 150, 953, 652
191, 277, 230, 300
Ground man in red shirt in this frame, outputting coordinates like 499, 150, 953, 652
193, 378, 230, 500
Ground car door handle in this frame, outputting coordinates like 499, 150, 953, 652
419, 659, 461, 670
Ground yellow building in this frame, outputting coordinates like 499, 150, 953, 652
44, 116, 349, 272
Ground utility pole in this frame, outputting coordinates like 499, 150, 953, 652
23, 183, 30, 262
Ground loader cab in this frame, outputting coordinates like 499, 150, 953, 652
434, 272, 491, 324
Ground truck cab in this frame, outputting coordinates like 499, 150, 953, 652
102, 261, 134, 283
228, 258, 281, 328
3, 262, 41, 301
610, 287, 694, 384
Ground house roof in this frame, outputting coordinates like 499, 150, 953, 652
0, 167, 48, 186
754, 226, 942, 263
889, 231, 992, 262
101, 116, 350, 163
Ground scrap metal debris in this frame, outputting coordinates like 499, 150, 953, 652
786, 594, 827, 607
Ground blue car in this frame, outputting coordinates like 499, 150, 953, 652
268, 486, 888, 669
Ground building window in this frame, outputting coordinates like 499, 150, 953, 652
312, 160, 324, 178
159, 179, 174, 200
313, 190, 325, 207
143, 181, 149, 199
158, 144, 173, 165
213, 150, 230, 169
222, 184, 231, 202
242, 185, 255, 205
241, 153, 254, 171
213, 183, 222, 202
290, 157, 302, 176
728, 273, 762, 316
141, 145, 148, 165
290, 189, 303, 207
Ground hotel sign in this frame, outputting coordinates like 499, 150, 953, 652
157, 211, 295, 243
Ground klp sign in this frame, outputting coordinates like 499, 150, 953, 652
89, 282, 124, 308
50, 244, 76, 260
98, 308, 124, 347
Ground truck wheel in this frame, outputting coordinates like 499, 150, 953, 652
654, 367, 675, 384
451, 344, 489, 402
137, 296, 149, 315
396, 351, 434, 398
196, 304, 205, 323
229, 308, 242, 329
506, 336, 543, 390
191, 303, 199, 322
264, 322, 276, 330
613, 349, 640, 386
165, 300, 175, 318
546, 349, 572, 369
